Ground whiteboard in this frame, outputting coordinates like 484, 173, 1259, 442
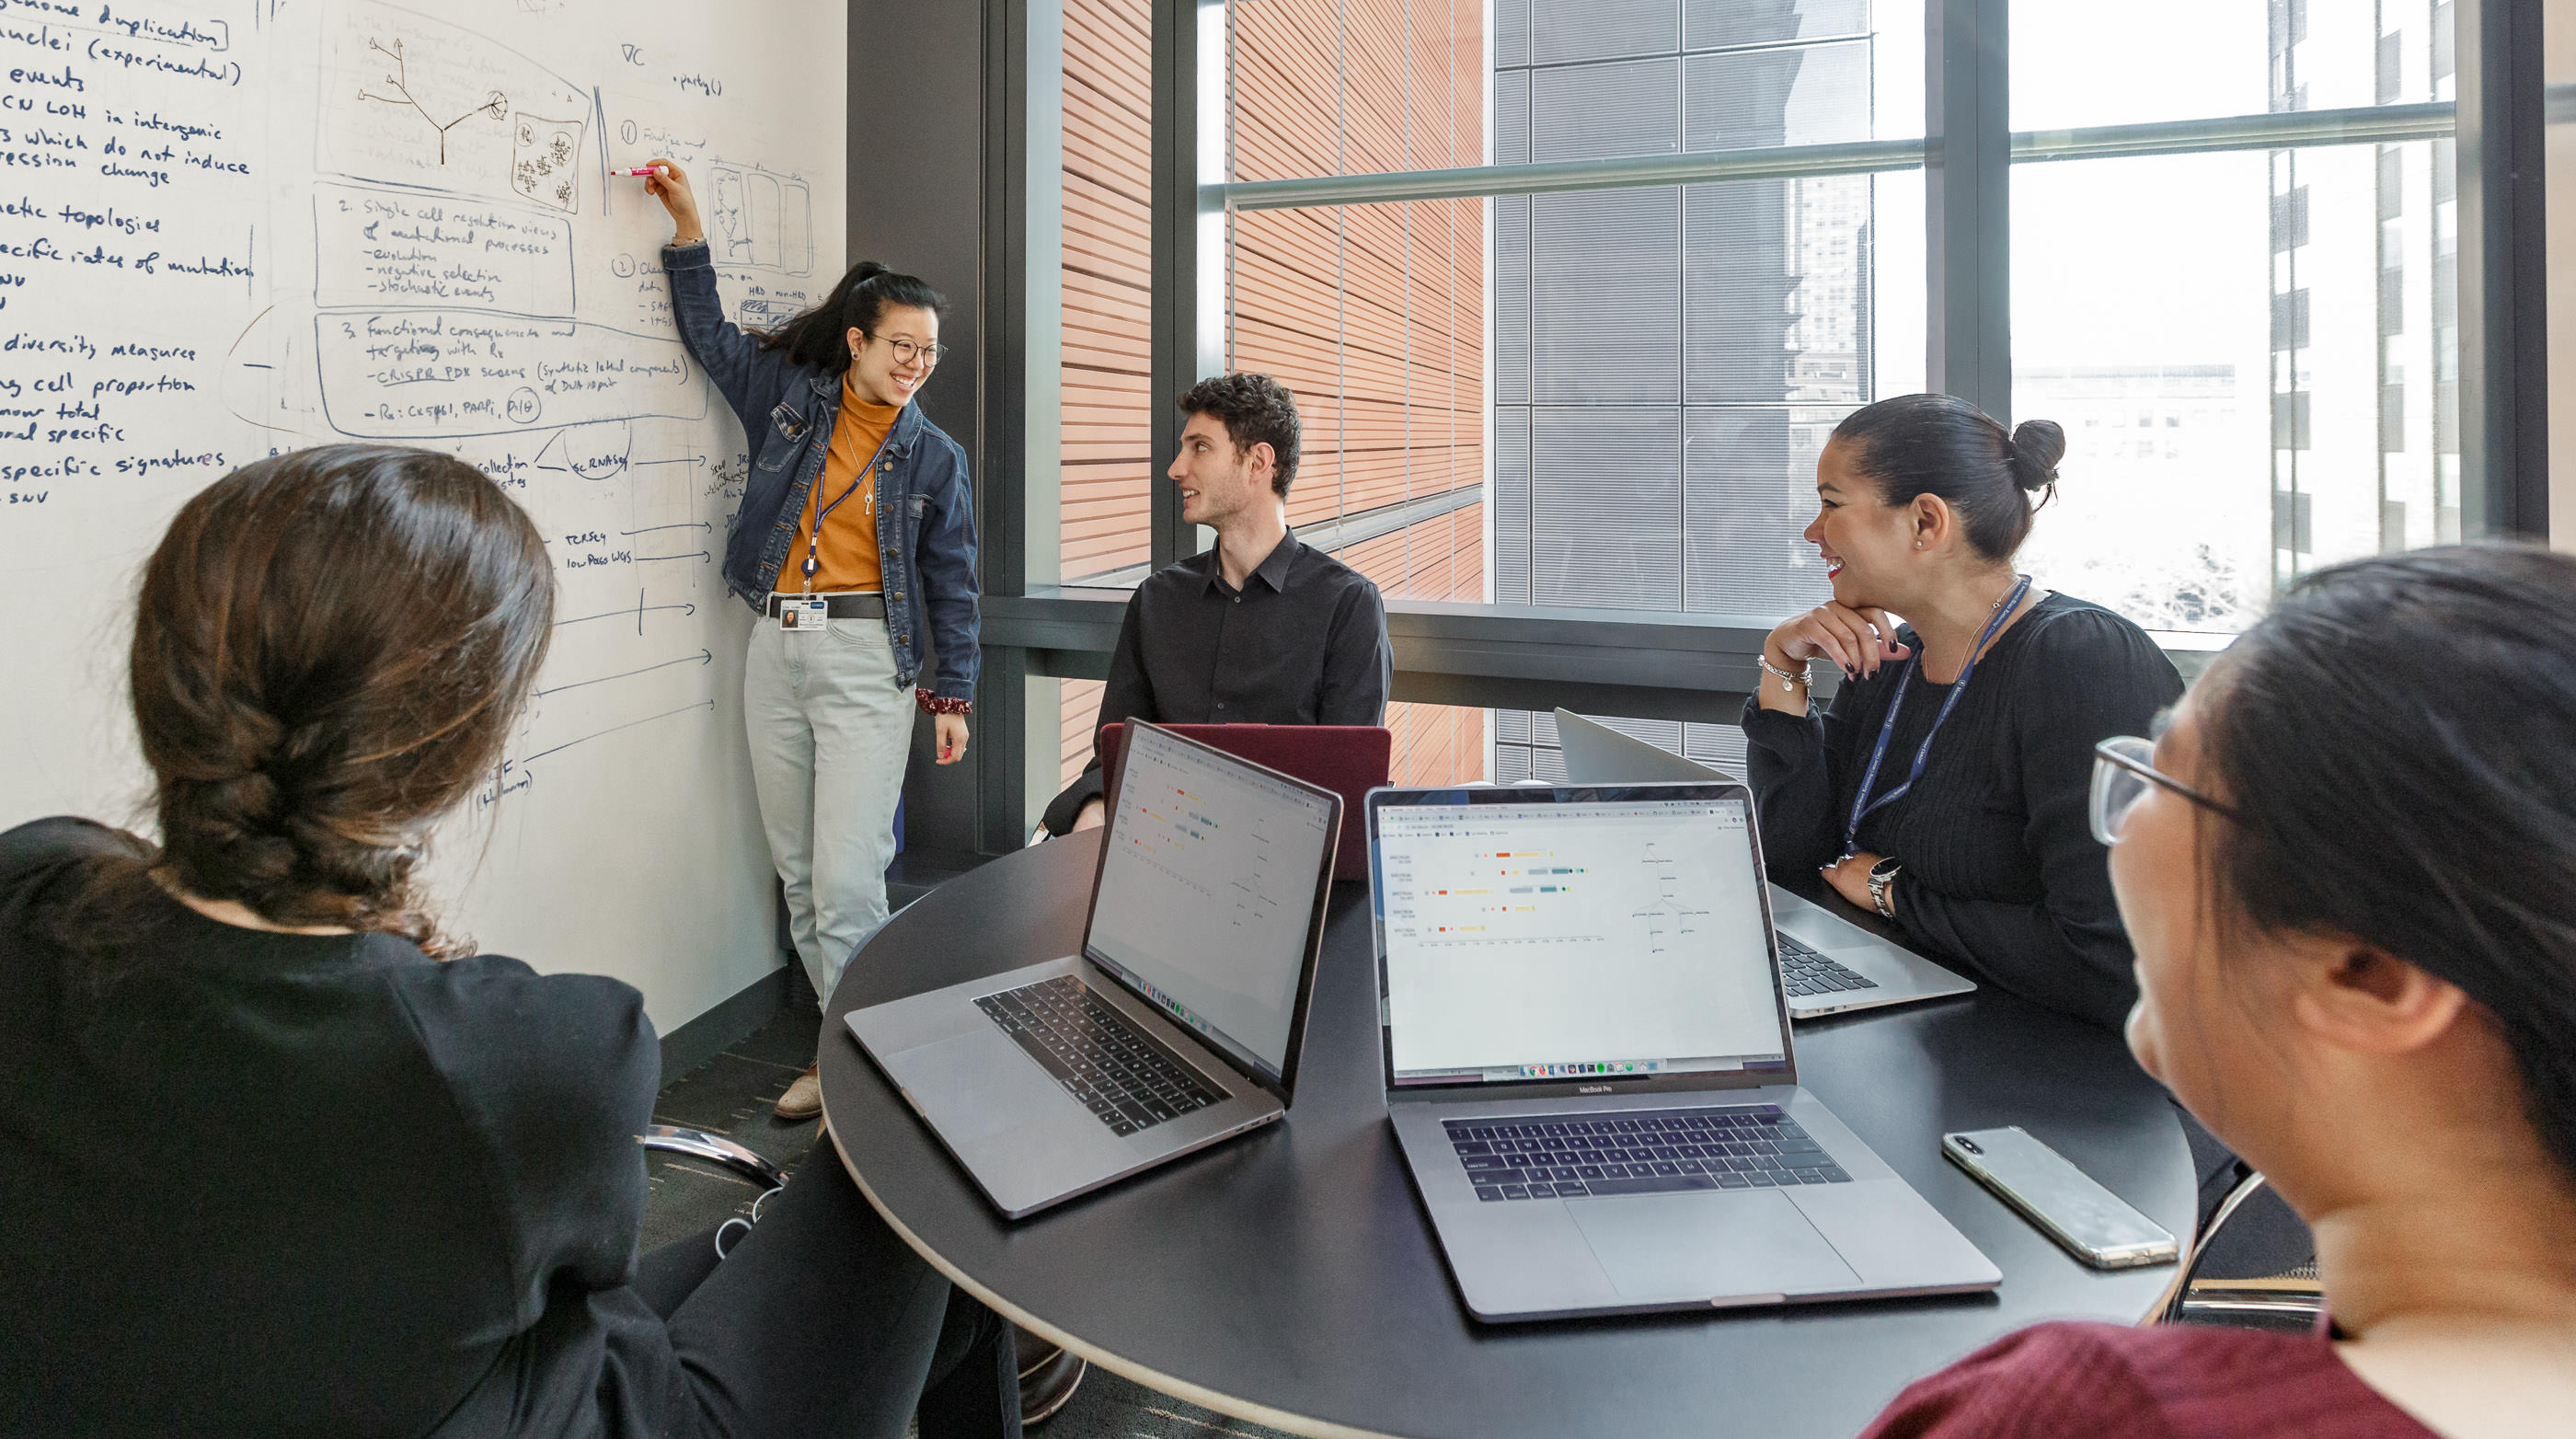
0, 0, 844, 1030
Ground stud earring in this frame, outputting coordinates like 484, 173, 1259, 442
1915, 540, 1924, 548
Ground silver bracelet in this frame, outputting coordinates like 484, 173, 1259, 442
1757, 655, 1811, 695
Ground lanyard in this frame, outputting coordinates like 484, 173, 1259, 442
800, 426, 897, 592
1842, 573, 2031, 857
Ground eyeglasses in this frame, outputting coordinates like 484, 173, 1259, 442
2089, 735, 2243, 846
869, 333, 948, 369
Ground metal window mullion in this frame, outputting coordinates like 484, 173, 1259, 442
974, 0, 1034, 855
1213, 105, 2459, 215
1926, 0, 2010, 423
2455, 0, 2549, 537
1152, 0, 1228, 568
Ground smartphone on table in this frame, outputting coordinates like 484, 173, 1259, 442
1943, 1125, 2179, 1270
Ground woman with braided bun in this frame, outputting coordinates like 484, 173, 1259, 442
0, 446, 1018, 1439
1745, 393, 2184, 1031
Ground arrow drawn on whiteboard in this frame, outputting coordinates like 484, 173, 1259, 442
552, 602, 697, 629
632, 550, 711, 564
521, 700, 716, 766
535, 649, 713, 697
619, 522, 710, 535
634, 454, 709, 466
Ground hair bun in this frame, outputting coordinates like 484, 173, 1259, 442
2007, 419, 2065, 493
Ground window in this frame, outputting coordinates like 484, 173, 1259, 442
996, 0, 2494, 843
2010, 0, 2459, 631
1061, 0, 1156, 583
1213, 0, 1922, 782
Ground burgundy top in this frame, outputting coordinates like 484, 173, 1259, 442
1859, 1321, 2438, 1439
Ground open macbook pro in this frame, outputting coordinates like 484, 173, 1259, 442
848, 722, 1339, 1218
1552, 709, 1975, 1019
1367, 782, 1999, 1320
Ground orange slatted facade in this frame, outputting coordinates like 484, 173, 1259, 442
1058, 0, 1489, 795
1232, 0, 1488, 786
1061, 0, 1155, 583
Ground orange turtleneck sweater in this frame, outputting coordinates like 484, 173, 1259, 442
775, 374, 903, 594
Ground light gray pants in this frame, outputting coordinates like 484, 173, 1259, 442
744, 612, 915, 1008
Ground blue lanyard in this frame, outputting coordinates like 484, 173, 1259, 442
800, 425, 897, 590
1842, 574, 2031, 857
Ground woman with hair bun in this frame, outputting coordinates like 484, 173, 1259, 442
1747, 393, 2183, 1031
0, 445, 1018, 1439
642, 160, 982, 1120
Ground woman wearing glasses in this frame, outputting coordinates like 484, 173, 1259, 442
644, 162, 980, 1120
1746, 394, 2183, 1033
1859, 545, 2576, 1437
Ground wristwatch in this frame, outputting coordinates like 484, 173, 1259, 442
1866, 857, 1903, 918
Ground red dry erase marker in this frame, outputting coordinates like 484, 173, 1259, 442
618, 167, 668, 177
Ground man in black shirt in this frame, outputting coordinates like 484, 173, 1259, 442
1042, 373, 1392, 835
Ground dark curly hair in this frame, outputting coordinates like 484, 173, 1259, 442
1178, 372, 1302, 497
64, 445, 555, 958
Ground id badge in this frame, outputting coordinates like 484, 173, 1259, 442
778, 598, 828, 633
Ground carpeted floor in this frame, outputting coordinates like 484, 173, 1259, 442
646, 987, 1292, 1439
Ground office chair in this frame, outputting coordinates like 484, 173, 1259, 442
2152, 1170, 2326, 1330
639, 1124, 785, 1190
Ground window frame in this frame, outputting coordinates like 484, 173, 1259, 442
946, 0, 2547, 857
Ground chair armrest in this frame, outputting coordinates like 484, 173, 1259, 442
641, 1124, 785, 1190
2154, 1169, 2323, 1329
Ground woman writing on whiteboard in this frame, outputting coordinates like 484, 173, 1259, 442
643, 160, 981, 1121
0, 446, 1018, 1439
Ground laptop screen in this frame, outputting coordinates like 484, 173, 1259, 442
1086, 723, 1338, 1084
1371, 789, 1791, 1087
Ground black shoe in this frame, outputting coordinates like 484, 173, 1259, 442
1014, 1327, 1087, 1428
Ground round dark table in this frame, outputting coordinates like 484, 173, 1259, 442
821, 834, 2192, 1439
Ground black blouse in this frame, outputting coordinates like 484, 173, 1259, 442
1742, 593, 2185, 1030
0, 818, 682, 1438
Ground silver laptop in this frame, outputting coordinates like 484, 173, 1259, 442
1367, 781, 2000, 1321
848, 721, 1340, 1218
1552, 709, 1975, 1019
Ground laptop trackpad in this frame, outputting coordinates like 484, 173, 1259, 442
886, 1030, 1067, 1145
1570, 1191, 1860, 1301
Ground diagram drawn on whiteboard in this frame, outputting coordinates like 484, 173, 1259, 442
704, 162, 814, 275
354, 38, 510, 165
318, 2, 592, 211
512, 112, 586, 212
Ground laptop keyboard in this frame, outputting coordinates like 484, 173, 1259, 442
1443, 1106, 1853, 1202
976, 976, 1225, 1136
1779, 932, 1880, 997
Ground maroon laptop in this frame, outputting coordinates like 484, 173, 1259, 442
1098, 722, 1392, 881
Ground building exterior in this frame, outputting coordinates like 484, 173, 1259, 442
1489, 0, 1893, 781
2270, 0, 2461, 582
1056, 0, 1489, 792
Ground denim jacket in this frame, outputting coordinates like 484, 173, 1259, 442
663, 241, 981, 709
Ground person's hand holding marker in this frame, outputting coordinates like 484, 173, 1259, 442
634, 159, 702, 246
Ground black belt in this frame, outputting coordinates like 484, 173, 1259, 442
767, 592, 886, 619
